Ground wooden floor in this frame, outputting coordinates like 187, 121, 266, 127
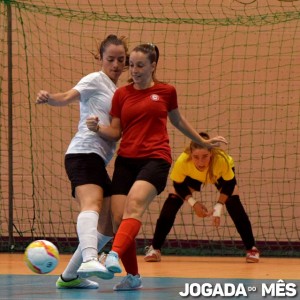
1, 254, 299, 300
1, 253, 300, 280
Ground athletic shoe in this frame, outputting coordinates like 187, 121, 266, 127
77, 257, 114, 279
144, 245, 161, 262
246, 246, 260, 263
114, 274, 142, 291
105, 250, 122, 273
98, 252, 107, 265
56, 275, 99, 289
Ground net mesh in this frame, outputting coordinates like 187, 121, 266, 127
0, 0, 299, 256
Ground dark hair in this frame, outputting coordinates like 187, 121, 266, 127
129, 43, 160, 82
198, 132, 210, 140
92, 34, 129, 67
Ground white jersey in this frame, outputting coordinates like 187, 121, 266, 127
66, 71, 116, 166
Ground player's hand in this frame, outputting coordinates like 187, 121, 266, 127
212, 202, 223, 227
207, 136, 228, 148
86, 115, 99, 132
36, 90, 50, 104
212, 216, 221, 227
193, 202, 211, 218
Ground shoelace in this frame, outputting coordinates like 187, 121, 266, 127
99, 252, 107, 264
144, 246, 150, 254
120, 275, 131, 284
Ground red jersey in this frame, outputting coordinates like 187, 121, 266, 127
110, 82, 178, 164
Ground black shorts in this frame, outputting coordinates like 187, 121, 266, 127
111, 156, 171, 196
65, 153, 112, 198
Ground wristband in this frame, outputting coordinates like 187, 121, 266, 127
213, 203, 223, 217
187, 197, 197, 207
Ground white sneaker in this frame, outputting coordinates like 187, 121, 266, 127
56, 275, 99, 289
114, 274, 142, 291
105, 250, 122, 273
77, 258, 114, 279
246, 246, 260, 263
144, 245, 161, 262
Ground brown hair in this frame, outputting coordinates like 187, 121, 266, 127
184, 132, 230, 184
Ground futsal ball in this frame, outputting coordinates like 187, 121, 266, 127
24, 240, 59, 274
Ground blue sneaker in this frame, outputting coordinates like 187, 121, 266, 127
105, 250, 122, 273
114, 274, 142, 291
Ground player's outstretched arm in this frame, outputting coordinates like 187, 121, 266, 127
36, 89, 80, 106
168, 108, 228, 148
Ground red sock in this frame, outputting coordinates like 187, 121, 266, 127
121, 239, 139, 276
112, 218, 141, 258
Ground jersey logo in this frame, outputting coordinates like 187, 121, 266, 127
150, 94, 159, 101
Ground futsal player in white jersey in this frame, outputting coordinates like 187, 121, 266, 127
36, 34, 128, 289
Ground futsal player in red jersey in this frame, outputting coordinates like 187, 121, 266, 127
86, 43, 228, 290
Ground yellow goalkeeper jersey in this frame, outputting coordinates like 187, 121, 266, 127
170, 151, 235, 184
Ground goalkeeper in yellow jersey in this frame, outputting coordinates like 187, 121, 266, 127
145, 132, 259, 263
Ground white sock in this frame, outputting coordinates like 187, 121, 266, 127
77, 210, 99, 262
97, 231, 112, 252
61, 246, 82, 280
61, 232, 112, 280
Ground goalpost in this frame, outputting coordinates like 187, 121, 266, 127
0, 0, 299, 256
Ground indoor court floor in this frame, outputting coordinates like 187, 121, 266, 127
1, 254, 299, 300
